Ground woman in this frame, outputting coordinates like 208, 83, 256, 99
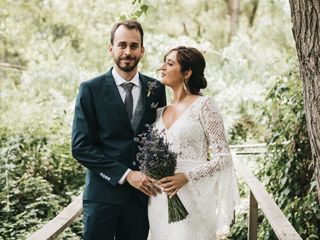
148, 46, 239, 240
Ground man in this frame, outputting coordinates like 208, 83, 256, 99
71, 20, 166, 240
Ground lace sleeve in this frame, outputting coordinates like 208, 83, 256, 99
187, 97, 232, 181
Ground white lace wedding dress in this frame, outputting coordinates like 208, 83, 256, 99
148, 96, 239, 240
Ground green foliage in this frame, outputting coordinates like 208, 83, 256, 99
229, 101, 266, 144
258, 70, 320, 239
1, 0, 317, 239
120, 0, 149, 20
230, 69, 320, 239
0, 111, 84, 239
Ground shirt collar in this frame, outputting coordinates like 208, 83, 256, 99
112, 67, 140, 87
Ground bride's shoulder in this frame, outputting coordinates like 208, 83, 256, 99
198, 96, 220, 112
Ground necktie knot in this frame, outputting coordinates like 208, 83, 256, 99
121, 82, 134, 92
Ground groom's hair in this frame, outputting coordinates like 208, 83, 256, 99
110, 20, 144, 47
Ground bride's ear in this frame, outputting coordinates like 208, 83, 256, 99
184, 70, 192, 81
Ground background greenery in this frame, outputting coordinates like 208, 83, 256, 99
0, 0, 319, 239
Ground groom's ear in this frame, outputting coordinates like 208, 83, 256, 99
140, 45, 145, 57
108, 44, 113, 56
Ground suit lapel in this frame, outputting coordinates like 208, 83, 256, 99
135, 74, 151, 134
104, 70, 133, 134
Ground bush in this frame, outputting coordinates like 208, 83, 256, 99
230, 68, 320, 239
0, 125, 84, 239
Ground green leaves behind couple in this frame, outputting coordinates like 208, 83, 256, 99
120, 4, 149, 21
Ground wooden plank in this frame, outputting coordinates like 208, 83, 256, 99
234, 150, 266, 155
230, 143, 267, 149
26, 193, 83, 240
248, 191, 258, 240
232, 153, 302, 240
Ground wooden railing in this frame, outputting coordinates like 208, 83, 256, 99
27, 194, 83, 240
230, 143, 267, 155
27, 144, 302, 240
232, 153, 302, 240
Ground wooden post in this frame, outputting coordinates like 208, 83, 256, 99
248, 190, 258, 240
232, 152, 302, 240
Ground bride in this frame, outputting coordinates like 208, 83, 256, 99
148, 46, 239, 240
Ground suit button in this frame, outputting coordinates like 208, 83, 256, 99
132, 161, 136, 166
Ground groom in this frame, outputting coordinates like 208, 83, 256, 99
71, 20, 166, 240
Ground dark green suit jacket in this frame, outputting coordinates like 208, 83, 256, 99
71, 68, 166, 205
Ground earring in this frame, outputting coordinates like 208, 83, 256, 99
183, 80, 188, 92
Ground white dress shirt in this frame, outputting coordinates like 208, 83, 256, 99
112, 68, 141, 114
112, 68, 141, 184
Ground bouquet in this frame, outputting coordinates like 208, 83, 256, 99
135, 124, 188, 223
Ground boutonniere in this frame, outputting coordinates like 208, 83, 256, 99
147, 81, 159, 97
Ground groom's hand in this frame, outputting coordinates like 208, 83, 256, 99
126, 171, 157, 196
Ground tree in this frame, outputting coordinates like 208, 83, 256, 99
225, 0, 240, 40
248, 0, 258, 27
289, 0, 320, 201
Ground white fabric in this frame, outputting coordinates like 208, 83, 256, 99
148, 96, 239, 240
112, 67, 141, 113
118, 169, 131, 185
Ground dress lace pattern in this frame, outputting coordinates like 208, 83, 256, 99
148, 96, 239, 240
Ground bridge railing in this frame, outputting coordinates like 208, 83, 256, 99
231, 152, 302, 240
27, 144, 302, 240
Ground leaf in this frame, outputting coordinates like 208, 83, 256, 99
119, 15, 127, 21
134, 10, 143, 17
140, 4, 149, 14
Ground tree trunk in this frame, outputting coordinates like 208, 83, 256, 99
289, 0, 320, 201
225, 0, 240, 41
248, 0, 259, 27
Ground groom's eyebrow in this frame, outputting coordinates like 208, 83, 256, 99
117, 40, 139, 44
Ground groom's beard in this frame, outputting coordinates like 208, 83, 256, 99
114, 56, 141, 72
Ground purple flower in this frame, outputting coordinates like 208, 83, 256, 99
135, 124, 188, 223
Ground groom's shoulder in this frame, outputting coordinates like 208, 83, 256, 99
139, 72, 165, 91
85, 73, 107, 85
139, 72, 157, 82
82, 71, 110, 88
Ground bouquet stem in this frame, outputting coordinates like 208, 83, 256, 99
167, 194, 188, 223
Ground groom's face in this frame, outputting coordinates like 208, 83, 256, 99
109, 25, 145, 73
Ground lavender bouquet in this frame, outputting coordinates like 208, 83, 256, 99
135, 124, 188, 223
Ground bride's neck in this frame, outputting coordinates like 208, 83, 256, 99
171, 87, 189, 104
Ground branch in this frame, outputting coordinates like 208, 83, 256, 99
0, 62, 26, 71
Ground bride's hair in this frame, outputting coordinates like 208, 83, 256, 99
164, 46, 207, 95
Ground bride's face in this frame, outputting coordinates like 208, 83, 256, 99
160, 51, 184, 88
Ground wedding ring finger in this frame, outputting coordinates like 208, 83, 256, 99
145, 185, 152, 193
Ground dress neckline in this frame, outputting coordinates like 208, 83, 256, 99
161, 96, 204, 131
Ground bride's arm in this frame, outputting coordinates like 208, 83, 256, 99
186, 97, 233, 181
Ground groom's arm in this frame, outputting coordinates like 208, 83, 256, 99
71, 82, 128, 186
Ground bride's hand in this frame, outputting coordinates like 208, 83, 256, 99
158, 173, 188, 198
